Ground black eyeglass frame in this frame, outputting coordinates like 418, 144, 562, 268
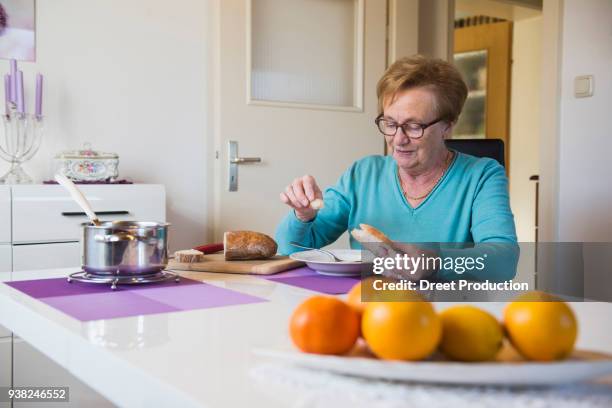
374, 114, 445, 139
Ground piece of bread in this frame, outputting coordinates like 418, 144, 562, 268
174, 249, 204, 263
224, 231, 278, 260
359, 224, 394, 246
309, 198, 324, 210
350, 223, 394, 245
351, 224, 397, 257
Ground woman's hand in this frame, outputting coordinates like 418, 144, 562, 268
280, 175, 323, 222
364, 242, 438, 281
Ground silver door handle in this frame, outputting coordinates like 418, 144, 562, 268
230, 157, 261, 164
228, 141, 261, 191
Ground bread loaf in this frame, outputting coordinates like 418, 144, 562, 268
224, 231, 278, 260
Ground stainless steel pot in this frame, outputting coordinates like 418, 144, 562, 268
82, 221, 169, 275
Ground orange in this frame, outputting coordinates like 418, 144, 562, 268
346, 277, 398, 337
289, 296, 360, 355
439, 305, 503, 362
362, 298, 441, 361
346, 276, 417, 314
346, 280, 366, 314
504, 291, 578, 361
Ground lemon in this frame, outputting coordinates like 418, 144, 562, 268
439, 305, 503, 362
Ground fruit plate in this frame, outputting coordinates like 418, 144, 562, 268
289, 249, 367, 277
254, 343, 612, 386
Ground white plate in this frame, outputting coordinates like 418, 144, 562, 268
289, 249, 366, 277
255, 347, 612, 386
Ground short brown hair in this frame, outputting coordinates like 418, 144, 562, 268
377, 55, 468, 122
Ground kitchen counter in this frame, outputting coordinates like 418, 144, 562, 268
1, 268, 611, 408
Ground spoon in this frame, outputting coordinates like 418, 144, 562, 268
54, 173, 101, 226
289, 241, 344, 262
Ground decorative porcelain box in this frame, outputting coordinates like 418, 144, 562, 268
54, 143, 119, 181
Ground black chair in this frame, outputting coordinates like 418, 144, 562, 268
445, 138, 505, 167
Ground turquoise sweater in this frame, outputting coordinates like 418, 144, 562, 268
275, 152, 519, 282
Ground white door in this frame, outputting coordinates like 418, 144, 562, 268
211, 0, 389, 241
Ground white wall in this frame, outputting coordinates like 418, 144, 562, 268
509, 16, 541, 242
557, 0, 612, 241
418, 0, 455, 61
2, 0, 210, 251
455, 0, 541, 21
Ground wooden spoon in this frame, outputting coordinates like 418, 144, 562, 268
54, 173, 101, 226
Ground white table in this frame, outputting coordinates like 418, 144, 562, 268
0, 268, 611, 408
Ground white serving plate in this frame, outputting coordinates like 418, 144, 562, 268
289, 249, 366, 277
255, 346, 612, 386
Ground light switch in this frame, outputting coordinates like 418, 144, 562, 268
574, 75, 593, 98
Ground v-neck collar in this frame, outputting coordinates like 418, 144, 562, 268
393, 150, 458, 211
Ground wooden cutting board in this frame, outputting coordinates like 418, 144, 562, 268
167, 253, 304, 275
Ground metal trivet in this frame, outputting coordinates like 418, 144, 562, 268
67, 270, 180, 290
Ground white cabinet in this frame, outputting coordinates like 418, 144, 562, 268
1, 184, 165, 408
0, 337, 10, 407
12, 242, 81, 272
13, 338, 114, 408
0, 186, 9, 244
6, 184, 165, 272
0, 245, 10, 273
12, 184, 165, 244
0, 323, 9, 339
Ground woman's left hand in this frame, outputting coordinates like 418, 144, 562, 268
366, 242, 438, 281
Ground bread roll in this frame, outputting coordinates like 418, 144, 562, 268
309, 198, 324, 210
359, 224, 394, 246
351, 224, 395, 252
224, 231, 278, 260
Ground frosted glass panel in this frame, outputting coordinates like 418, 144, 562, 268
251, 0, 358, 107
453, 50, 488, 138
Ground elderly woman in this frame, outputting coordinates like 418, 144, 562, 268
275, 55, 517, 282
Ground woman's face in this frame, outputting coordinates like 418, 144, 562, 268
382, 87, 450, 172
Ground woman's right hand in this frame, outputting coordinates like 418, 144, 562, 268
280, 175, 322, 222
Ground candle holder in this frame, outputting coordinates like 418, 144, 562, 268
0, 103, 43, 184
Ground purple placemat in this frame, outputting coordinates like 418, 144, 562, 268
262, 267, 359, 295
5, 277, 266, 321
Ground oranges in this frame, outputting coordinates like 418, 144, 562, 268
504, 291, 578, 361
439, 305, 503, 361
362, 300, 441, 360
289, 296, 360, 355
289, 289, 578, 362
346, 280, 366, 314
346, 276, 420, 314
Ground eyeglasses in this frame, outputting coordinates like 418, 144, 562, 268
375, 114, 444, 139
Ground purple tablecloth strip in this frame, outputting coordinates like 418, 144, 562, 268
43, 292, 180, 321
263, 267, 359, 295
5, 277, 267, 322
6, 275, 202, 298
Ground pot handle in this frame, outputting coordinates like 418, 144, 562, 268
95, 232, 136, 243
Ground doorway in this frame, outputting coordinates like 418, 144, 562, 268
453, 0, 543, 244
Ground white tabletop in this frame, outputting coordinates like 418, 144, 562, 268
1, 269, 611, 408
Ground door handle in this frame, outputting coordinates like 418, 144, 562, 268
230, 157, 261, 164
228, 141, 261, 191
